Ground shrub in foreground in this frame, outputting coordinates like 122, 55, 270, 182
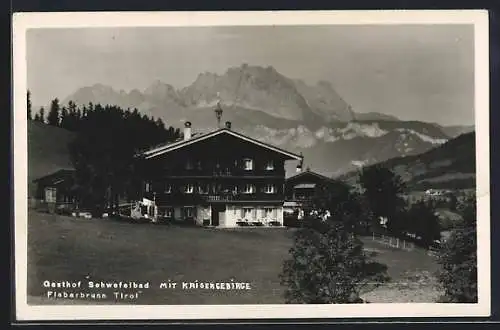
436, 197, 477, 303
280, 217, 389, 304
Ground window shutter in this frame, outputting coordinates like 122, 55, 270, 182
272, 208, 277, 218
252, 209, 257, 219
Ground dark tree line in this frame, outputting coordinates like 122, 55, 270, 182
66, 101, 181, 215
27, 90, 32, 120
27, 92, 182, 215
357, 165, 442, 248
27, 93, 181, 143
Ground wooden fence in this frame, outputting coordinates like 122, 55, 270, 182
371, 232, 415, 251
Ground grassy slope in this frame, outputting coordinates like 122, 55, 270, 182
28, 121, 75, 195
28, 211, 439, 305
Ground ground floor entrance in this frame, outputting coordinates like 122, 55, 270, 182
211, 204, 226, 226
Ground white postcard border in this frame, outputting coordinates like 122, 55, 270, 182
13, 10, 491, 321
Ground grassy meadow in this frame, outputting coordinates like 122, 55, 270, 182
27, 210, 441, 305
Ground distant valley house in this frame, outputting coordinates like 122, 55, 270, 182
284, 169, 350, 214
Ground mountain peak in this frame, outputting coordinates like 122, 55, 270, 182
63, 64, 393, 125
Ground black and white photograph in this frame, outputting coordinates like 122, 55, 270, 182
13, 10, 490, 320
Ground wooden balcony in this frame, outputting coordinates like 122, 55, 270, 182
154, 168, 286, 179
148, 191, 285, 205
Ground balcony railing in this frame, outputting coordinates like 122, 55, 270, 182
149, 191, 285, 205
205, 192, 284, 202
205, 194, 234, 202
156, 168, 285, 178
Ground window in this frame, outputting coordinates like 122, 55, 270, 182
264, 207, 274, 218
233, 185, 239, 194
244, 158, 253, 171
44, 187, 57, 203
243, 208, 253, 220
198, 184, 208, 194
164, 208, 173, 218
184, 184, 194, 194
266, 160, 274, 170
164, 183, 172, 194
185, 160, 194, 170
243, 184, 256, 194
197, 161, 202, 170
145, 182, 151, 193
264, 184, 276, 194
184, 207, 194, 218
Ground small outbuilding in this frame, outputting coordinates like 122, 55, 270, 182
32, 169, 77, 213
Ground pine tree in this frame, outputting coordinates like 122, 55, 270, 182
60, 106, 69, 129
27, 90, 32, 120
47, 98, 61, 126
39, 107, 45, 123
65, 100, 77, 130
359, 165, 406, 235
405, 200, 441, 248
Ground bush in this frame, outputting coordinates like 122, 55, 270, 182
404, 200, 441, 248
436, 197, 477, 303
280, 216, 389, 304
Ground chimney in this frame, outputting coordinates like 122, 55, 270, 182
225, 121, 232, 130
296, 153, 304, 172
184, 121, 192, 141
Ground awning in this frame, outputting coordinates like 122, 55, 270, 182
294, 183, 316, 189
284, 201, 299, 207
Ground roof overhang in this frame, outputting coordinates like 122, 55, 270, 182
286, 170, 336, 183
294, 183, 317, 189
142, 128, 303, 161
32, 169, 75, 183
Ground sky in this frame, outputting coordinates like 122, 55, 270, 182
27, 25, 475, 126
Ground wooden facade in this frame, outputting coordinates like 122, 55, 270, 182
139, 122, 303, 227
32, 169, 78, 212
284, 169, 349, 211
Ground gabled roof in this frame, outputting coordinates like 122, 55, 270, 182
286, 169, 337, 184
141, 128, 303, 161
32, 169, 75, 184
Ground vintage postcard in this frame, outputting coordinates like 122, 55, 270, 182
13, 10, 490, 321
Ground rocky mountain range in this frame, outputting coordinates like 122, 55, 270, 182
55, 63, 474, 177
